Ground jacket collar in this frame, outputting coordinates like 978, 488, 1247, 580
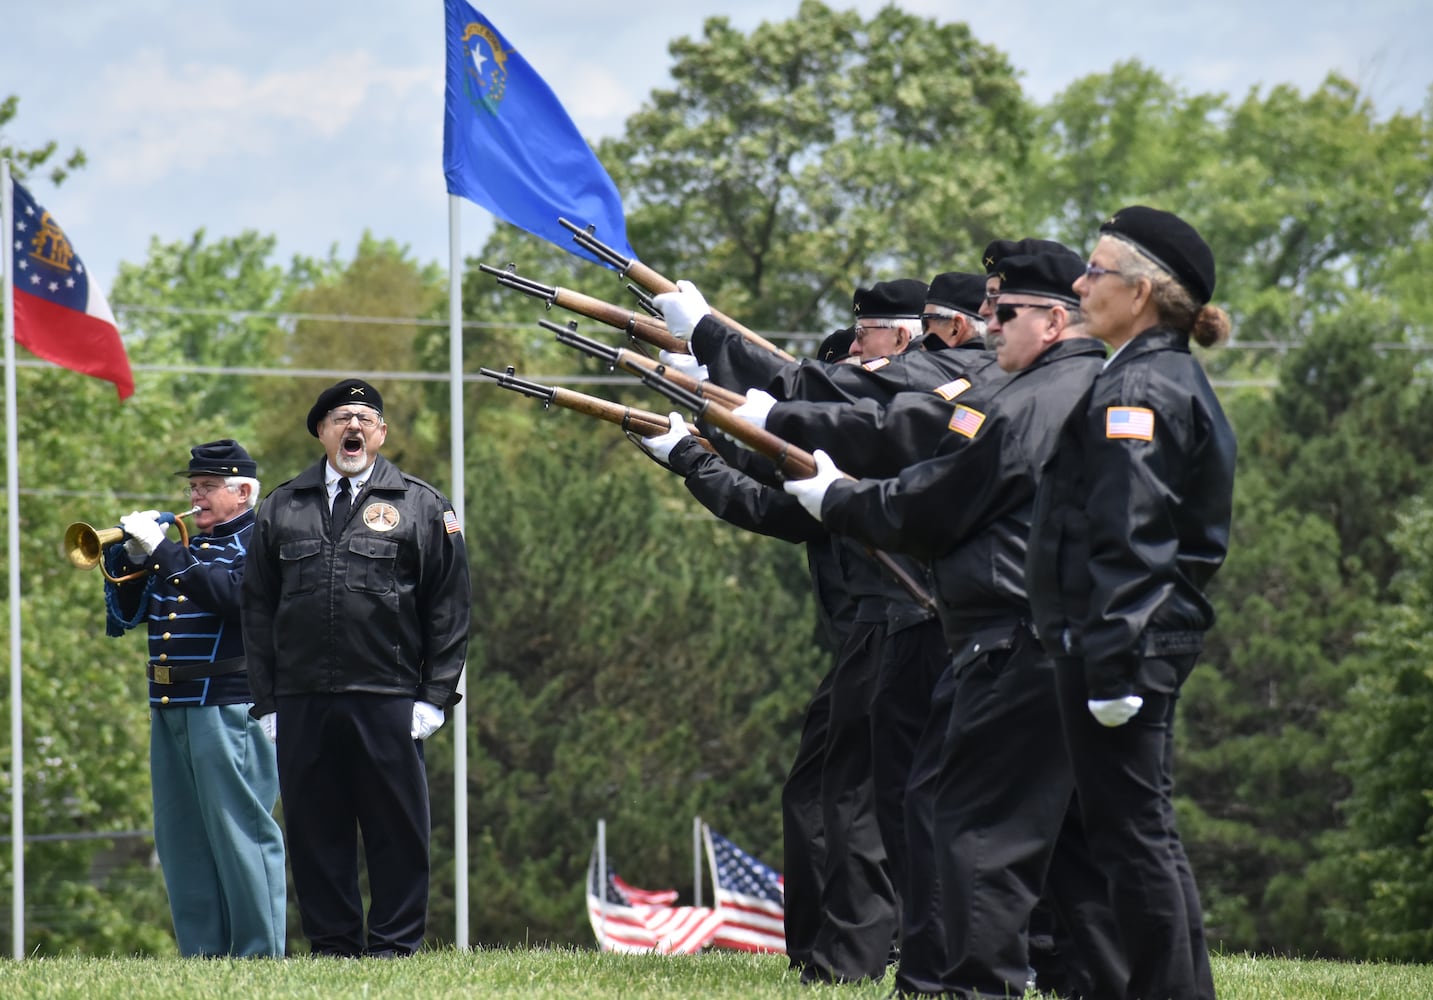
1022, 336, 1107, 375
198, 507, 255, 539
291, 454, 405, 493
1104, 325, 1190, 372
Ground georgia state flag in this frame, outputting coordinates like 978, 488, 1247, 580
9, 178, 133, 399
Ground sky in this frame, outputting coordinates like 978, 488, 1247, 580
5, 0, 1430, 292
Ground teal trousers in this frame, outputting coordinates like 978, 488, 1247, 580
151, 703, 286, 956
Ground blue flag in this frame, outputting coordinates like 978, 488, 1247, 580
442, 0, 635, 266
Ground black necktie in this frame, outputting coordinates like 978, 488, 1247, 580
331, 478, 352, 533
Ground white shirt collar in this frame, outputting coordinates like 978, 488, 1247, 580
325, 462, 369, 497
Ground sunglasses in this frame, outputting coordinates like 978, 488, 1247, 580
994, 302, 1056, 324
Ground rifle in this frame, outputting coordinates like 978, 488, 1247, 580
477, 366, 710, 446
542, 319, 747, 410
600, 351, 938, 612
558, 217, 796, 362
477, 262, 688, 354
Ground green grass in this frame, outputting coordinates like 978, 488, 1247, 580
0, 949, 1429, 999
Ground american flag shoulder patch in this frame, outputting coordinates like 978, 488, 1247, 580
443, 510, 461, 534
862, 357, 891, 371
933, 377, 971, 401
1106, 406, 1155, 441
948, 404, 987, 438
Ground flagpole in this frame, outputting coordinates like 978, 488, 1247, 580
448, 193, 469, 950
2, 159, 26, 960
597, 818, 607, 951
692, 816, 703, 908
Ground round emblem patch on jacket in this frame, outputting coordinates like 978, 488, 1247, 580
362, 502, 401, 531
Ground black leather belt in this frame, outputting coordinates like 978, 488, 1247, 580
147, 656, 246, 685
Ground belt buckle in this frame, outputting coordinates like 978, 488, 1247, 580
152, 665, 172, 685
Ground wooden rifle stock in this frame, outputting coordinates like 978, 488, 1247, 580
543, 319, 747, 410
477, 262, 688, 354
477, 366, 709, 445
557, 218, 796, 362
620, 364, 937, 612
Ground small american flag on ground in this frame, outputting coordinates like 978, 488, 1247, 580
703, 827, 786, 954
585, 846, 725, 954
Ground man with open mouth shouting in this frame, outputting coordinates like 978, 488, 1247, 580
242, 377, 471, 959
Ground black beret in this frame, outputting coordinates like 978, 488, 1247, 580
995, 253, 1086, 306
1099, 205, 1215, 304
176, 439, 256, 478
816, 327, 855, 363
307, 378, 384, 437
982, 237, 1081, 275
925, 272, 987, 317
853, 278, 928, 319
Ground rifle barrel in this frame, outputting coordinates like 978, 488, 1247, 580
557, 217, 794, 361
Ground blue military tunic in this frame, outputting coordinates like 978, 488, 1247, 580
116, 510, 255, 705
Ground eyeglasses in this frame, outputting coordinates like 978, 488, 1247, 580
187, 482, 234, 499
1082, 263, 1124, 284
919, 312, 955, 331
327, 409, 380, 429
994, 302, 1056, 324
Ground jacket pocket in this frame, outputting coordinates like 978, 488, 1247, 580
346, 535, 398, 594
278, 538, 323, 595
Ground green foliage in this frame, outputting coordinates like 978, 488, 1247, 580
0, 94, 86, 185
1312, 500, 1433, 959
599, 0, 1033, 329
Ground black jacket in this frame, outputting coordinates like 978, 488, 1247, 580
1026, 325, 1236, 698
241, 455, 471, 716
667, 435, 927, 637
821, 338, 1108, 640
691, 314, 996, 404
765, 354, 1009, 478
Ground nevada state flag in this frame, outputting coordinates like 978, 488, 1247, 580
8, 178, 133, 399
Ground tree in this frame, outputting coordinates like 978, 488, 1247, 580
596, 0, 1033, 331
0, 95, 86, 184
1311, 499, 1433, 961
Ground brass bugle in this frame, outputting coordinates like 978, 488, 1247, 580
64, 507, 199, 583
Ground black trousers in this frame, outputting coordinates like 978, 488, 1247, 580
1035, 799, 1130, 999
870, 618, 951, 921
1054, 656, 1215, 1000
781, 662, 836, 970
892, 661, 959, 996
932, 629, 1076, 997
807, 619, 898, 983
277, 693, 430, 957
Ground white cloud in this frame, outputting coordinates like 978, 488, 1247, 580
86, 49, 434, 184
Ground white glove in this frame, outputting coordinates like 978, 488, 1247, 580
639, 411, 692, 464
782, 449, 845, 521
652, 279, 711, 339
257, 713, 277, 745
120, 509, 167, 556
657, 349, 709, 381
1088, 695, 1144, 728
731, 388, 778, 433
411, 700, 445, 741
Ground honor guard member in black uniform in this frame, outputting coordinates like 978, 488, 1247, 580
635, 328, 859, 973
656, 285, 946, 982
108, 440, 286, 957
1028, 207, 1236, 1000
242, 378, 471, 958
782, 253, 1127, 999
